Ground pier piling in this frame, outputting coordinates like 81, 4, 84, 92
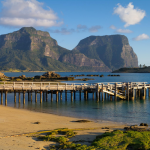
65, 90, 67, 101
23, 91, 25, 104
40, 91, 42, 103
80, 91, 81, 100
5, 91, 7, 106
71, 91, 73, 101
1, 91, 3, 105
14, 91, 16, 103
35, 91, 37, 103
51, 91, 53, 101
18, 92, 20, 103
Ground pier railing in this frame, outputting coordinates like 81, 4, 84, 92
0, 82, 149, 91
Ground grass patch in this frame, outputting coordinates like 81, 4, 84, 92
33, 128, 150, 150
92, 130, 150, 150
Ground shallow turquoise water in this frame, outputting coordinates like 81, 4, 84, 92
3, 72, 150, 125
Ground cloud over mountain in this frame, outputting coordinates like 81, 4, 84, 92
50, 24, 101, 35
0, 0, 63, 27
109, 25, 116, 29
89, 25, 101, 33
116, 29, 132, 33
114, 3, 146, 27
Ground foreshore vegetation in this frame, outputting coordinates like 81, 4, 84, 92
31, 128, 150, 150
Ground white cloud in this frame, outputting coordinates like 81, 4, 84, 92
50, 25, 101, 35
49, 28, 75, 35
0, 0, 63, 27
110, 25, 116, 30
89, 25, 101, 32
133, 34, 150, 41
114, 3, 146, 27
116, 29, 133, 33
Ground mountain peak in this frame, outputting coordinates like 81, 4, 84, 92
19, 27, 50, 37
19, 27, 37, 33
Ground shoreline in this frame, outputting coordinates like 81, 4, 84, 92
0, 105, 127, 150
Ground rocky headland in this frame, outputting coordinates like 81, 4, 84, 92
112, 67, 150, 73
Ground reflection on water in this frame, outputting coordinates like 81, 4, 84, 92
4, 91, 150, 125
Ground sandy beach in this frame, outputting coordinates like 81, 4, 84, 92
0, 105, 127, 150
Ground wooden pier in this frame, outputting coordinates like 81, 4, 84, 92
0, 82, 150, 105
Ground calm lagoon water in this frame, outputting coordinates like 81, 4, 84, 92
3, 72, 150, 125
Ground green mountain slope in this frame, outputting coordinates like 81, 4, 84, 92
0, 27, 138, 72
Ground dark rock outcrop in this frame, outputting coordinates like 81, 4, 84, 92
0, 72, 7, 78
42, 71, 60, 78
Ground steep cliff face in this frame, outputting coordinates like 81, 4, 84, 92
73, 35, 138, 70
0, 27, 67, 61
0, 27, 138, 71
60, 52, 111, 71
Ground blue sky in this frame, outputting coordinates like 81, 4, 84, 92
0, 0, 149, 66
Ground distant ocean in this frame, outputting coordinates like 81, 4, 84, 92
3, 72, 150, 125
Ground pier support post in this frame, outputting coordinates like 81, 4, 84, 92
1, 91, 3, 105
80, 91, 81, 100
135, 89, 138, 98
23, 91, 25, 104
143, 87, 146, 100
140, 88, 145, 100
148, 88, 150, 97
28, 91, 30, 101
35, 91, 37, 103
97, 84, 99, 101
102, 84, 104, 101
71, 91, 73, 102
93, 92, 94, 100
110, 95, 112, 101
105, 93, 107, 100
40, 91, 42, 103
65, 90, 67, 101
18, 92, 20, 103
115, 83, 117, 101
31, 91, 32, 102
51, 91, 53, 101
46, 91, 48, 102
74, 91, 76, 100
56, 91, 59, 102
5, 91, 7, 106
14, 91, 16, 103
85, 91, 88, 100
60, 91, 62, 100
131, 88, 134, 100
138, 89, 140, 97
43, 91, 45, 101
127, 83, 129, 101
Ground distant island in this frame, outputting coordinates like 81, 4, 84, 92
112, 66, 150, 73
0, 27, 138, 72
